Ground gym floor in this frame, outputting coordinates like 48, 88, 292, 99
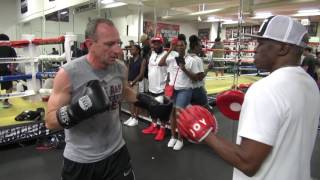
0, 109, 319, 180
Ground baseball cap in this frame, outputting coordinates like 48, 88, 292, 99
140, 34, 148, 42
151, 36, 164, 44
246, 15, 308, 47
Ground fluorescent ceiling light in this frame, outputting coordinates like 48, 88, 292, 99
101, 0, 115, 3
189, 9, 221, 16
251, 12, 272, 19
101, 0, 127, 8
222, 20, 239, 25
60, 11, 68, 15
298, 9, 320, 14
293, 9, 320, 17
104, 2, 126, 8
206, 16, 223, 22
162, 16, 171, 19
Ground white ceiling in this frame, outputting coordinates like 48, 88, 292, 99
121, 0, 320, 23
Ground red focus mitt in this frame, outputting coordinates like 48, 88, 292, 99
216, 90, 244, 121
177, 105, 218, 143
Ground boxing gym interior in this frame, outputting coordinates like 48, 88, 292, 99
0, 0, 320, 180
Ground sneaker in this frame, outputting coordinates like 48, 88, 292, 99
142, 123, 158, 134
154, 127, 166, 141
3, 101, 12, 108
167, 137, 177, 147
124, 117, 133, 125
127, 117, 138, 126
173, 139, 183, 150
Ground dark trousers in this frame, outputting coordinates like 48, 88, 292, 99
62, 146, 135, 180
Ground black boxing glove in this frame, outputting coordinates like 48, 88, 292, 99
56, 80, 109, 128
134, 93, 159, 110
135, 93, 173, 121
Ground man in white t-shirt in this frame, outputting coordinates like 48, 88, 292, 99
141, 36, 169, 141
177, 15, 320, 180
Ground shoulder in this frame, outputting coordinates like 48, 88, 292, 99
55, 68, 71, 84
63, 56, 86, 69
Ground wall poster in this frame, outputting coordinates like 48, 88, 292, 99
198, 28, 210, 41
143, 21, 180, 46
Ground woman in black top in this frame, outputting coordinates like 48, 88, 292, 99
124, 44, 146, 126
0, 34, 17, 108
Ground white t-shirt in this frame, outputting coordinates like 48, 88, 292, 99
148, 51, 168, 94
188, 53, 205, 88
166, 52, 196, 90
233, 67, 320, 180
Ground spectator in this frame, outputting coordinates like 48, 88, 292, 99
0, 33, 17, 108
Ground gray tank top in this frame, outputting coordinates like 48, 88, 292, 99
62, 56, 126, 163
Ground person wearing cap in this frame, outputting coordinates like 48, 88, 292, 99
0, 33, 17, 108
177, 15, 320, 180
141, 36, 169, 141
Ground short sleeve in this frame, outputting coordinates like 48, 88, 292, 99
191, 57, 204, 74
197, 58, 204, 73
166, 52, 177, 66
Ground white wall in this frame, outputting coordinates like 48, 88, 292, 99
0, 0, 18, 40
17, 0, 89, 22
210, 22, 219, 41
178, 22, 198, 41
105, 6, 143, 46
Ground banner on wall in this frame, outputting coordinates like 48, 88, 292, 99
21, 0, 28, 14
198, 28, 210, 41
143, 21, 180, 45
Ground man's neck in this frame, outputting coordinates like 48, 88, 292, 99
86, 53, 108, 69
271, 59, 300, 72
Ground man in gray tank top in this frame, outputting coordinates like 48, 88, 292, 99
45, 18, 173, 180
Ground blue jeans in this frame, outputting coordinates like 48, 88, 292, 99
173, 88, 193, 108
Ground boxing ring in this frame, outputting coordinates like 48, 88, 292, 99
0, 34, 76, 146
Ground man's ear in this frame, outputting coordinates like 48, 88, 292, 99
85, 39, 93, 49
278, 43, 290, 56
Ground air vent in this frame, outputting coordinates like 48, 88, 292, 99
75, 2, 97, 14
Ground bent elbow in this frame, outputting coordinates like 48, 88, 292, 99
243, 169, 257, 177
241, 164, 260, 177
